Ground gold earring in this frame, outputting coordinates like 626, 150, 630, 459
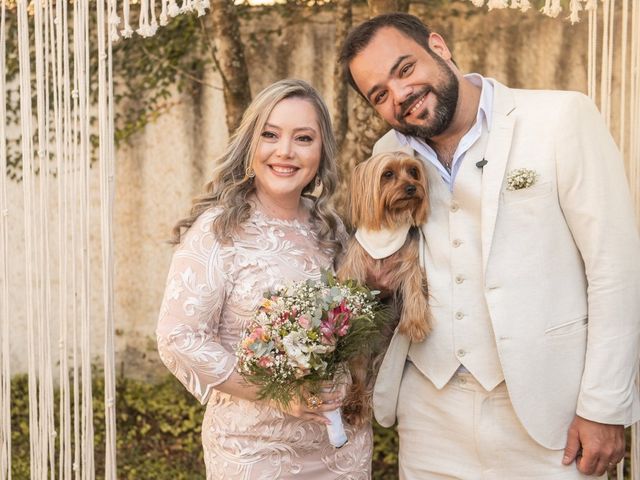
245, 166, 255, 178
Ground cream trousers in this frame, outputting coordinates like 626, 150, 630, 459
396, 362, 606, 480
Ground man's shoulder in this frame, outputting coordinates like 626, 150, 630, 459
510, 86, 591, 108
493, 81, 597, 122
372, 130, 413, 156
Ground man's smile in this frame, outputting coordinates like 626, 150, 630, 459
406, 93, 427, 116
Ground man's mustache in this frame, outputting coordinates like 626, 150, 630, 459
398, 86, 432, 120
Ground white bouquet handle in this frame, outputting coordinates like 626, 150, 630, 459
323, 408, 347, 448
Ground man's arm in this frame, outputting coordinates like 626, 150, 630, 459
555, 93, 640, 475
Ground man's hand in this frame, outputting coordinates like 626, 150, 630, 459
562, 415, 625, 476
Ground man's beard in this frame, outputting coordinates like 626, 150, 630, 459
394, 55, 459, 139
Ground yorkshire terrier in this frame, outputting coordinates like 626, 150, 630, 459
338, 151, 432, 424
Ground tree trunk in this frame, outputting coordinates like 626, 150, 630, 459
333, 0, 352, 150
368, 0, 409, 17
333, 0, 409, 216
349, 0, 410, 154
207, 0, 252, 133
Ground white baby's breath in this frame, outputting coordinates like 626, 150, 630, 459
506, 168, 538, 191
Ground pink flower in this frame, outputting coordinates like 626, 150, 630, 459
335, 313, 350, 337
275, 310, 294, 326
326, 302, 351, 337
258, 357, 273, 368
298, 315, 311, 329
320, 321, 336, 345
249, 327, 265, 341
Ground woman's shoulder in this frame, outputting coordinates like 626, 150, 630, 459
183, 206, 225, 235
177, 206, 228, 248
197, 205, 224, 223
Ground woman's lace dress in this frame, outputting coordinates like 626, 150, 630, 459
157, 208, 373, 480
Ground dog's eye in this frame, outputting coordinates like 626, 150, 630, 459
382, 170, 394, 179
409, 167, 419, 179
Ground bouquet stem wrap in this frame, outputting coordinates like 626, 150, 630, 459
323, 408, 347, 448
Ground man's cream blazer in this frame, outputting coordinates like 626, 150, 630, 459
371, 79, 640, 449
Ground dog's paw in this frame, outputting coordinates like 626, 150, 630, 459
399, 319, 430, 342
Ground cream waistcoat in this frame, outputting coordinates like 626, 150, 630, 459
409, 128, 504, 391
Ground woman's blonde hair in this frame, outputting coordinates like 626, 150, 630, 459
171, 79, 342, 255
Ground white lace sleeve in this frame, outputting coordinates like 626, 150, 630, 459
156, 210, 237, 405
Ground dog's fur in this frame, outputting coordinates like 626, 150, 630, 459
338, 151, 432, 425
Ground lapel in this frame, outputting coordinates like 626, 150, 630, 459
480, 79, 516, 274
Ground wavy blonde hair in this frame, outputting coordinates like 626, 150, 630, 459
171, 79, 342, 256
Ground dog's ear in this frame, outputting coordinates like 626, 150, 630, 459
412, 160, 429, 225
350, 160, 381, 230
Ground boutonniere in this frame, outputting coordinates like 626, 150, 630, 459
506, 168, 538, 191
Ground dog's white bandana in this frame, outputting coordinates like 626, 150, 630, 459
355, 224, 412, 260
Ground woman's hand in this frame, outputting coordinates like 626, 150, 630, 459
277, 383, 346, 425
215, 372, 346, 424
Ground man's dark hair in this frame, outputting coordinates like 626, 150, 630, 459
338, 13, 433, 98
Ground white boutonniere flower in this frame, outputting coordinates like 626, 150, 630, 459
506, 168, 538, 191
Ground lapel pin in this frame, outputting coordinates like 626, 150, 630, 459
476, 159, 488, 169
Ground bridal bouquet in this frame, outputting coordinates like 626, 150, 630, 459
236, 272, 387, 447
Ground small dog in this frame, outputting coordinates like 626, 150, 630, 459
338, 150, 432, 341
338, 151, 432, 424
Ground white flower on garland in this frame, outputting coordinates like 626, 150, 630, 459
506, 168, 538, 191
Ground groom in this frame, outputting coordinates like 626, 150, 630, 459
339, 13, 640, 479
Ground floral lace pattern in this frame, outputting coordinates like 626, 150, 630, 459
157, 208, 372, 479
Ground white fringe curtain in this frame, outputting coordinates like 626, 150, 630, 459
0, 1, 207, 479
471, 1, 640, 479
0, 0, 10, 477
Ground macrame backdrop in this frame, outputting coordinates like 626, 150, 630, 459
0, 1, 208, 479
0, 0, 638, 478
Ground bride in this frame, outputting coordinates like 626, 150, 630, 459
156, 79, 373, 479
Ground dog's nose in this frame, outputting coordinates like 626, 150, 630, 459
405, 184, 417, 196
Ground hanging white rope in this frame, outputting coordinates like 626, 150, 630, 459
113, 0, 208, 39
588, 2, 597, 101
0, 0, 204, 472
619, 0, 629, 150
0, 0, 11, 476
16, 0, 45, 477
466, 0, 624, 24
631, 0, 640, 224
71, 0, 96, 476
97, 0, 118, 476
599, 0, 612, 125
541, 0, 562, 18
50, 0, 74, 477
34, 0, 58, 474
